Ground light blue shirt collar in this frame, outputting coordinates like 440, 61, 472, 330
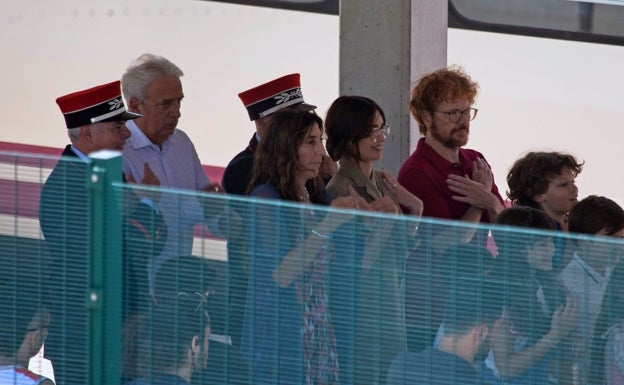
69, 145, 90, 162
126, 119, 155, 149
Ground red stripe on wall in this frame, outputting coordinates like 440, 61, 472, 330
0, 141, 63, 156
0, 179, 42, 218
0, 141, 225, 182
0, 142, 226, 230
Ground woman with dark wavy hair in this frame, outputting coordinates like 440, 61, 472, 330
244, 109, 367, 385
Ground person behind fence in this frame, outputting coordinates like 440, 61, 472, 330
222, 73, 328, 349
397, 65, 505, 236
0, 270, 53, 385
559, 195, 624, 385
40, 80, 166, 385
481, 207, 578, 385
152, 256, 250, 385
122, 255, 251, 385
224, 73, 320, 196
397, 65, 505, 353
243, 108, 369, 385
121, 53, 224, 285
323, 95, 423, 385
124, 295, 211, 385
589, 260, 624, 385
506, 151, 584, 271
386, 276, 505, 385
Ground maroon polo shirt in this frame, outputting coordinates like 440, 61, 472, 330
397, 137, 504, 223
400, 137, 503, 333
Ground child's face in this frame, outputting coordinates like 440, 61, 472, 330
535, 167, 578, 216
527, 237, 555, 272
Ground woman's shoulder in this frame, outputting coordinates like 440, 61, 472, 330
326, 170, 351, 198
250, 182, 281, 199
310, 187, 332, 205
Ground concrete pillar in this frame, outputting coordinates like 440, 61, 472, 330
339, 0, 447, 174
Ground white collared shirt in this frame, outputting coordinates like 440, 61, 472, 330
560, 252, 611, 340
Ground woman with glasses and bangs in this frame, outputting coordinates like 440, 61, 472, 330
323, 95, 423, 385
244, 108, 368, 385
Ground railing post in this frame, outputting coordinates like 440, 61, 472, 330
87, 150, 123, 385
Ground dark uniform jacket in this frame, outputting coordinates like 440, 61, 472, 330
39, 145, 165, 385
222, 134, 258, 196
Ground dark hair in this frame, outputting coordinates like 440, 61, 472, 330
506, 151, 583, 208
443, 276, 504, 336
135, 296, 210, 376
589, 262, 624, 385
492, 207, 557, 276
122, 256, 217, 380
153, 256, 217, 301
0, 263, 47, 355
153, 255, 224, 333
248, 109, 327, 203
409, 66, 478, 135
444, 275, 503, 336
568, 195, 624, 236
325, 95, 386, 162
491, 207, 560, 342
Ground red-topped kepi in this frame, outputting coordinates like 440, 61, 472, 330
56, 80, 141, 129
238, 73, 316, 121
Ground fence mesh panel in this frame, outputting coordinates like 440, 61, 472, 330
1, 150, 622, 385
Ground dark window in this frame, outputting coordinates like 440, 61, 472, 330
449, 0, 624, 46
204, 0, 339, 15
203, 0, 624, 45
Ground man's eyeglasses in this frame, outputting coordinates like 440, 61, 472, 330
434, 107, 478, 123
370, 124, 391, 142
177, 290, 215, 312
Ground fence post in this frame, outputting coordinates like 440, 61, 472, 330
87, 150, 123, 385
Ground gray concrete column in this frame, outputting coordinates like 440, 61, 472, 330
339, 0, 447, 174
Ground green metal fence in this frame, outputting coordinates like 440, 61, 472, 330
1, 150, 623, 385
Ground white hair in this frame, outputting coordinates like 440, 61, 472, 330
67, 127, 81, 142
121, 53, 184, 107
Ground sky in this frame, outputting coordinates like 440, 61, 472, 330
3, 0, 624, 205
449, 29, 624, 204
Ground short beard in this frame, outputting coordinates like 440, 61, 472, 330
430, 121, 469, 149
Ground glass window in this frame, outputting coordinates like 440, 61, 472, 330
206, 0, 338, 14
450, 0, 624, 45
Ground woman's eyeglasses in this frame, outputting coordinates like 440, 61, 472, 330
370, 124, 391, 142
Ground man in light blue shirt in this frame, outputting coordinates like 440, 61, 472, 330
121, 53, 223, 282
